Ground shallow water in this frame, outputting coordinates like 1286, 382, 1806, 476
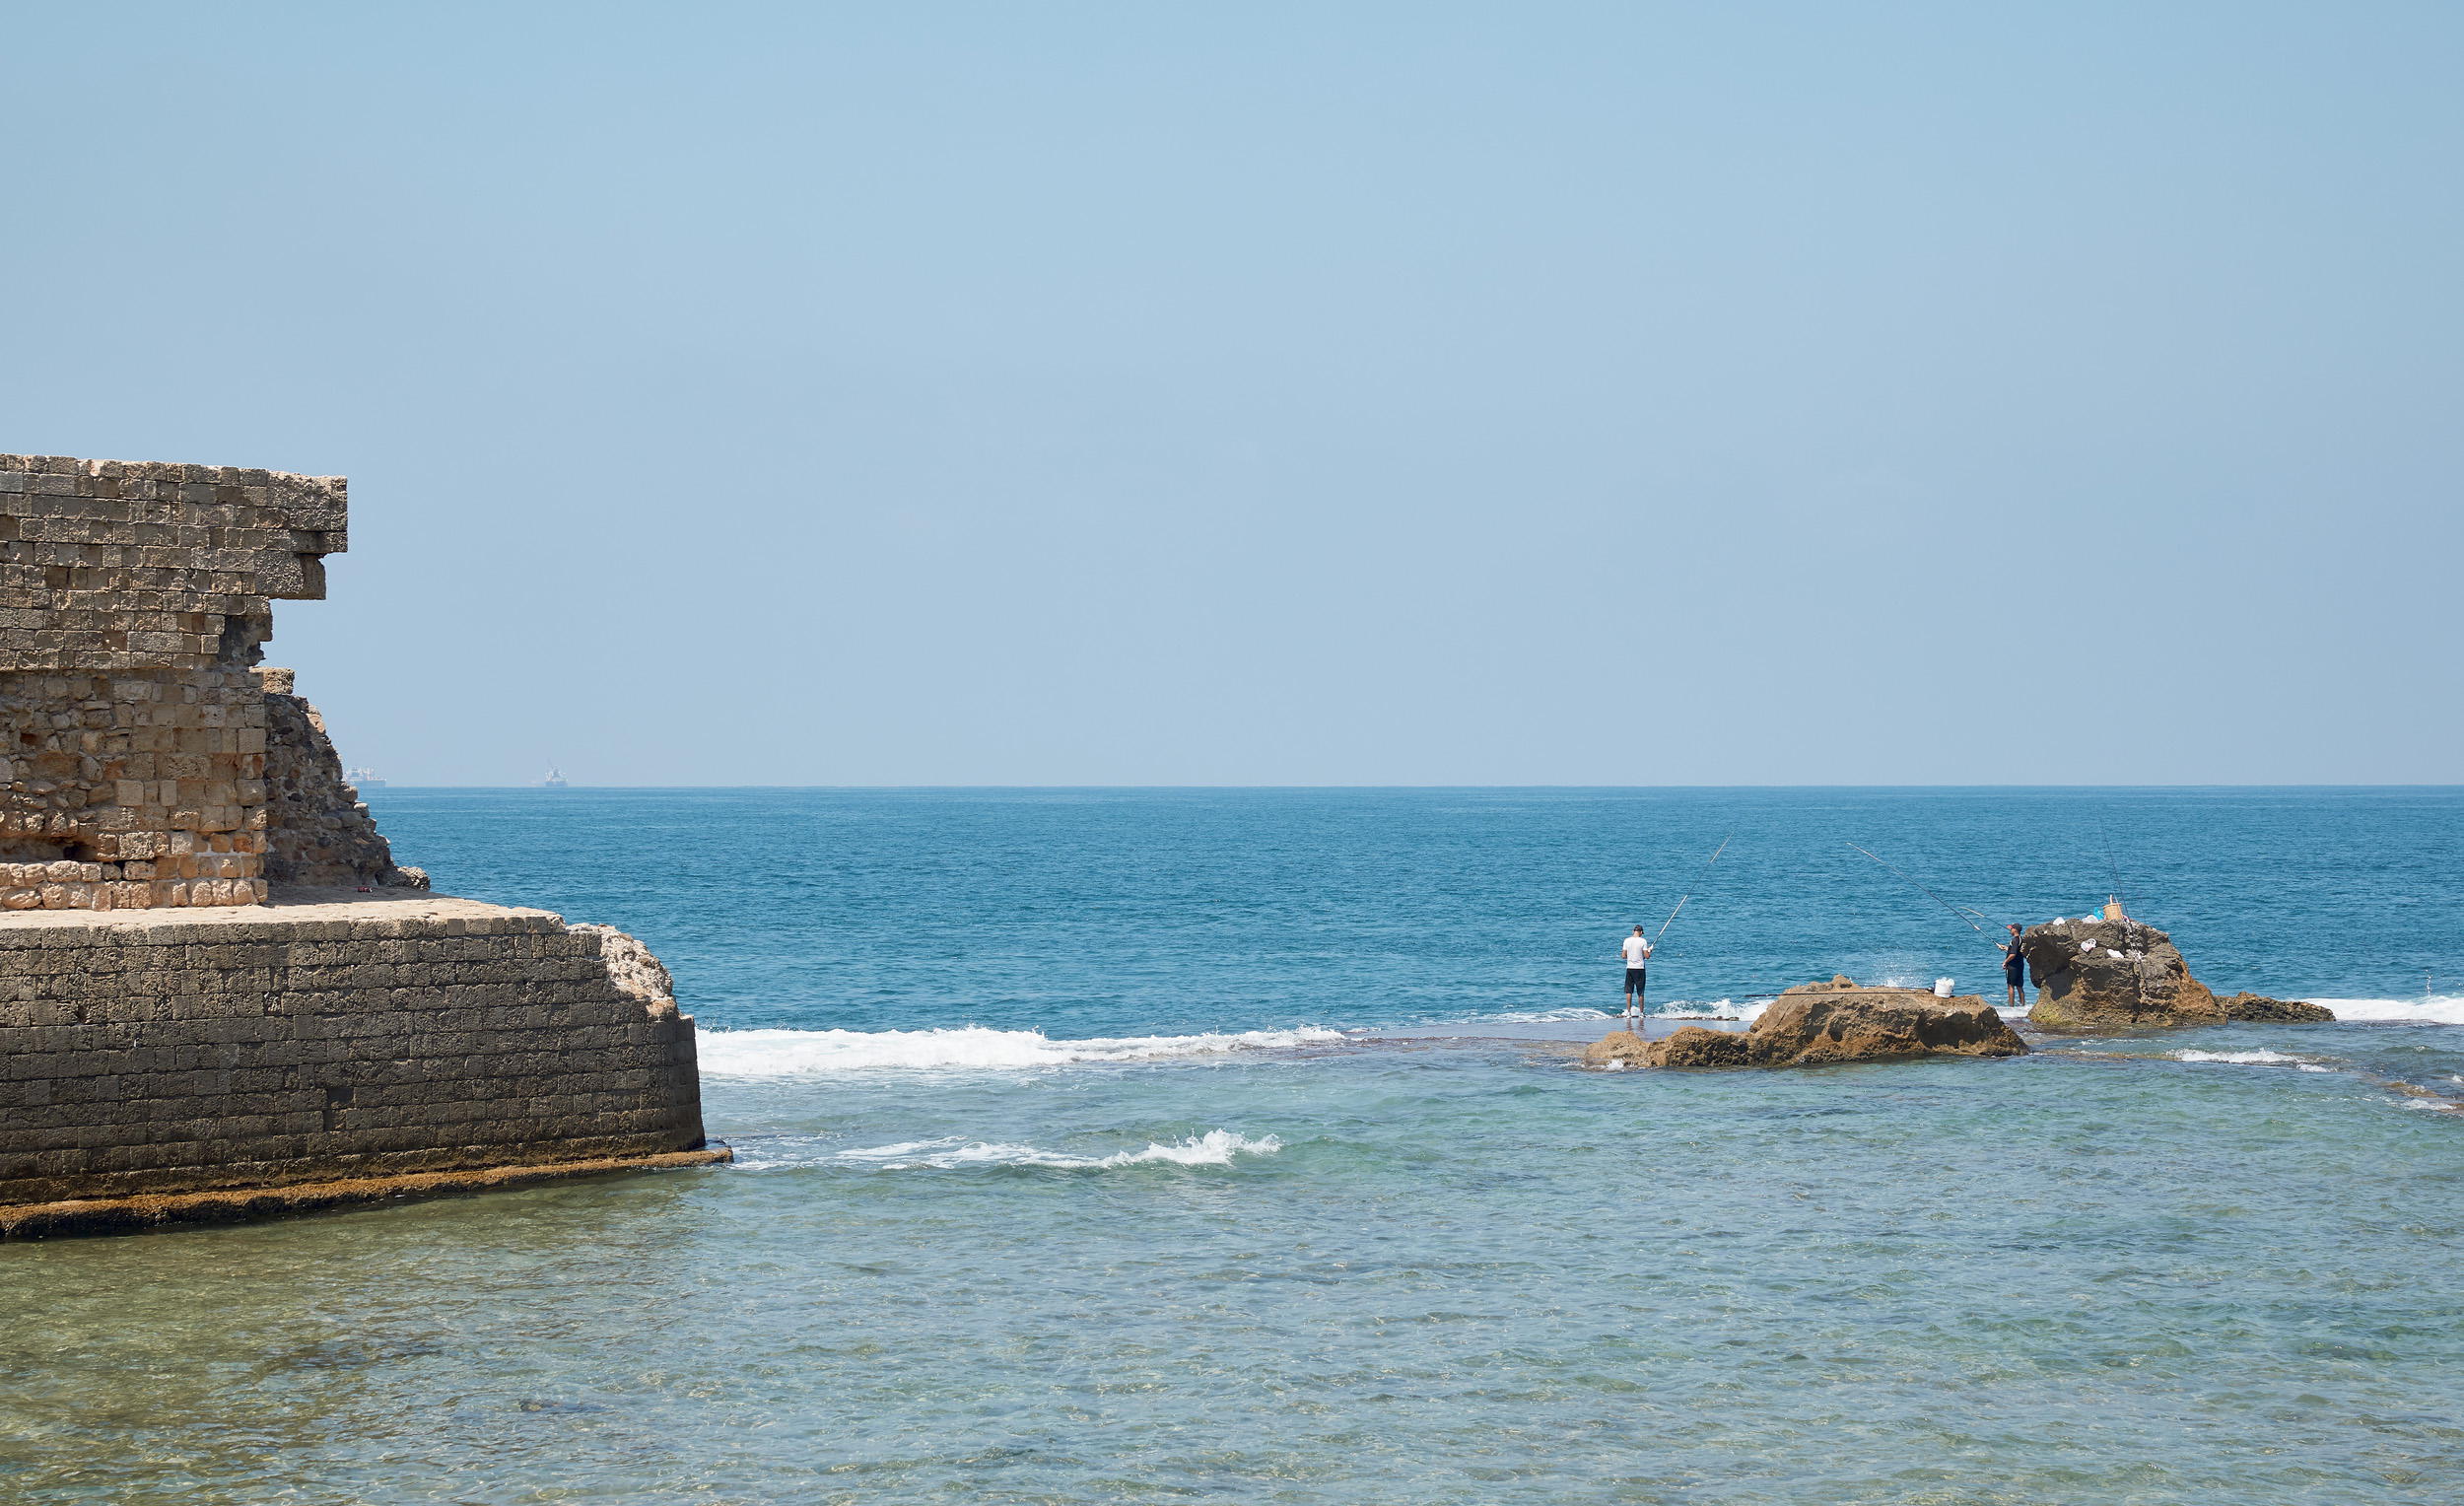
6, 788, 2463, 1504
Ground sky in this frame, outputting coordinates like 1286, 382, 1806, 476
4, 1, 2458, 785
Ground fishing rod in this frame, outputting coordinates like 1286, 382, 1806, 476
1656, 834, 1733, 942
1844, 842, 1999, 939
2094, 809, 2131, 916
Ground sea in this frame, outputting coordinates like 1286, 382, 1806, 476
6, 787, 2463, 1505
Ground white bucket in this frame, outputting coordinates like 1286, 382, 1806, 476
1933, 977, 1954, 997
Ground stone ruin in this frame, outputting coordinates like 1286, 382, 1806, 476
0, 452, 420, 909
1, 452, 719, 1237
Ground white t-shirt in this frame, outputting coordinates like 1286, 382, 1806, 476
1622, 935, 1651, 968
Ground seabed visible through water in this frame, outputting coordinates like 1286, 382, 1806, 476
6, 787, 2461, 1505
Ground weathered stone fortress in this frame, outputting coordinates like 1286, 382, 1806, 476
0, 454, 419, 907
2, 454, 719, 1235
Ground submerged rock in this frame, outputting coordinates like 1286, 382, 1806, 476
2021, 917, 2224, 1032
1580, 1030, 1657, 1068
1590, 979, 2027, 1070
2217, 992, 2336, 1023
1645, 1025, 1760, 1067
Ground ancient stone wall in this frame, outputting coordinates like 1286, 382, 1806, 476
0, 894, 708, 1208
0, 662, 271, 907
0, 453, 343, 672
3, 452, 719, 1230
1, 453, 405, 909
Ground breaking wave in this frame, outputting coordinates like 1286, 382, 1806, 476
695, 1023, 1342, 1075
821, 1130, 1283, 1170
2173, 1049, 2332, 1071
1659, 998, 1771, 1024
2311, 996, 2464, 1026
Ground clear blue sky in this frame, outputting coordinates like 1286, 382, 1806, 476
6, 2, 2458, 785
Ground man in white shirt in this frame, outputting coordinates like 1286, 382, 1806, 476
1619, 925, 1653, 1033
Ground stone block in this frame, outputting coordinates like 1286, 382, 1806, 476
3, 455, 711, 1223
0, 893, 708, 1212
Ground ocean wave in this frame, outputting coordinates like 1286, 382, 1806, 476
794, 1130, 1282, 1170
2311, 996, 2464, 1026
1657, 999, 1771, 1024
1424, 1000, 1769, 1025
696, 1024, 1343, 1075
2171, 1049, 2332, 1072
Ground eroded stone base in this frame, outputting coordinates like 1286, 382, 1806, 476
0, 1145, 732, 1240
0, 888, 710, 1211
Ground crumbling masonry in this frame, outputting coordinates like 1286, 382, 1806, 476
0, 454, 417, 908
2, 454, 719, 1235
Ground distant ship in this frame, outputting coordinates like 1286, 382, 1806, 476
541, 766, 569, 788
346, 766, 386, 789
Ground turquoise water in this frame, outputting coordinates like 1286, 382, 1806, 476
6, 788, 2464, 1504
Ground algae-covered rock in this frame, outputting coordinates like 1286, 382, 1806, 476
1580, 1030, 1655, 1068
2217, 992, 2336, 1023
1645, 1025, 1756, 1067
1742, 986, 2025, 1066
1590, 980, 2026, 1071
2022, 918, 2223, 1032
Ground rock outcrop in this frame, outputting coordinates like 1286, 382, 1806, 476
1587, 978, 2027, 1070
2021, 917, 2223, 1031
1581, 1030, 1657, 1068
2217, 992, 2336, 1023
1636, 1026, 1758, 1068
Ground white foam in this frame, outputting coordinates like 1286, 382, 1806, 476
695, 1024, 1342, 1075
2163, 1049, 2337, 1074
1657, 998, 1770, 1024
2311, 996, 2464, 1026
1655, 998, 1732, 1018
824, 1130, 1281, 1169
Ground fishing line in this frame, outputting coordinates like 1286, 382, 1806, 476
1845, 842, 2001, 939
2094, 808, 2131, 915
1656, 834, 1734, 942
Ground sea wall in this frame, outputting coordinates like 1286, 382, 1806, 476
0, 892, 711, 1218
4, 451, 719, 1234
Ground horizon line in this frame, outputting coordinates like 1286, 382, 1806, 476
356, 782, 2464, 791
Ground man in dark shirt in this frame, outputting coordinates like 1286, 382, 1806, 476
2001, 923, 2028, 1009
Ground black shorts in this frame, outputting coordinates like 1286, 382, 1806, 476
2004, 968, 2026, 989
1624, 967, 1648, 992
